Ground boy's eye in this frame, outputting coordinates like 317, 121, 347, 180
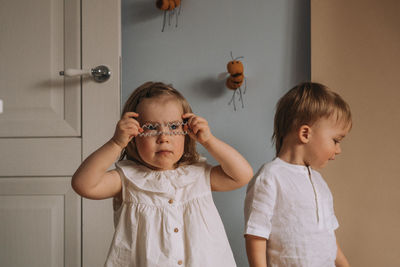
333, 139, 340, 144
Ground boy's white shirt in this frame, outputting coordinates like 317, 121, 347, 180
244, 157, 338, 267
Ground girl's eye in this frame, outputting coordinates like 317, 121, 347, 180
143, 124, 159, 131
168, 122, 182, 131
333, 139, 340, 144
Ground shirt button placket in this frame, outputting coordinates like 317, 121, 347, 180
168, 198, 184, 265
173, 224, 183, 264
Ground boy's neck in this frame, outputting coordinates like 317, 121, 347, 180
277, 138, 308, 166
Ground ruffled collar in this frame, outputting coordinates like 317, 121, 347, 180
116, 158, 207, 195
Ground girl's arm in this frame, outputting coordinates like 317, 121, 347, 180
182, 113, 253, 191
71, 112, 141, 199
335, 241, 350, 267
245, 235, 268, 267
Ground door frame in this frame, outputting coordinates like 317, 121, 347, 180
81, 0, 121, 266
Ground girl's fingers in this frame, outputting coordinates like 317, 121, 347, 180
182, 113, 194, 119
119, 121, 142, 137
190, 120, 207, 132
192, 126, 200, 135
186, 130, 196, 140
182, 113, 194, 126
125, 119, 140, 128
122, 112, 139, 125
183, 114, 206, 128
191, 122, 206, 135
182, 114, 210, 142
189, 117, 198, 126
120, 116, 141, 129
120, 124, 140, 135
123, 111, 139, 119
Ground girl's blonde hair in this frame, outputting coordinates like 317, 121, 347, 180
272, 82, 352, 156
119, 82, 199, 167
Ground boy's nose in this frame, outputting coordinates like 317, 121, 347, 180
335, 144, 341, 155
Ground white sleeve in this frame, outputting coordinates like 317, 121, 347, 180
244, 166, 277, 239
318, 171, 340, 231
328, 190, 339, 230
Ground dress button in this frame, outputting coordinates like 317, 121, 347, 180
168, 199, 174, 204
174, 228, 179, 233
177, 260, 183, 265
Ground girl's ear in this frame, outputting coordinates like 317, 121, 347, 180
298, 125, 311, 144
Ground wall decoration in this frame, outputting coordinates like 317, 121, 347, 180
156, 0, 182, 32
225, 52, 246, 111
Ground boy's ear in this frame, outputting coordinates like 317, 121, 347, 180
298, 125, 311, 144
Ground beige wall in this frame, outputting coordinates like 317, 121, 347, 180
311, 0, 400, 266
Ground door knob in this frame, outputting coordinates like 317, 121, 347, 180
59, 65, 111, 83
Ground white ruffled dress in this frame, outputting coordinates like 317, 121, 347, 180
104, 159, 236, 267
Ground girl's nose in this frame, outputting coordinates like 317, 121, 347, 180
156, 131, 169, 143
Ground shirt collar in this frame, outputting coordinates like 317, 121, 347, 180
274, 157, 309, 173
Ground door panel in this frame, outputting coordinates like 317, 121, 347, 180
0, 177, 80, 267
1, 195, 64, 267
0, 138, 81, 176
0, 0, 80, 137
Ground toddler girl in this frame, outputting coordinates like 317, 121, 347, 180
72, 82, 253, 267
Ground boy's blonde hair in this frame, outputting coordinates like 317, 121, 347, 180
119, 82, 199, 167
272, 82, 352, 155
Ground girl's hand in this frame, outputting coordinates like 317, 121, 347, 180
182, 113, 213, 145
111, 112, 142, 149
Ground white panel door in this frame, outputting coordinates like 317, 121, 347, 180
0, 0, 120, 266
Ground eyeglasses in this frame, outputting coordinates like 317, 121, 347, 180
138, 121, 188, 137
